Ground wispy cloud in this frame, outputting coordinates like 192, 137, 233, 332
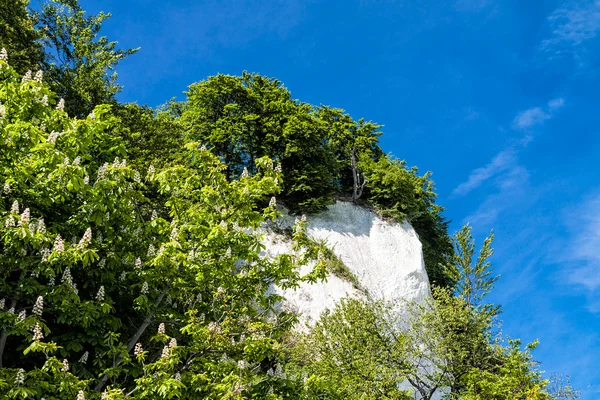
452, 148, 517, 196
462, 165, 533, 227
453, 98, 564, 197
512, 107, 551, 130
561, 193, 600, 299
512, 98, 565, 130
541, 0, 600, 56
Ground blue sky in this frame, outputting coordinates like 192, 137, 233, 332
81, 0, 600, 396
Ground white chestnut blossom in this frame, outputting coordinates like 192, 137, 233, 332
37, 218, 46, 233
53, 234, 64, 253
83, 175, 89, 185
79, 351, 89, 364
95, 286, 105, 302
41, 94, 48, 106
41, 248, 50, 262
161, 345, 170, 359
32, 322, 44, 341
78, 227, 92, 249
147, 244, 156, 257
134, 170, 141, 183
5, 215, 15, 228
17, 309, 26, 323
0, 48, 7, 61
72, 156, 81, 166
158, 323, 165, 334
11, 200, 18, 213
15, 368, 25, 385
61, 359, 69, 372
269, 197, 276, 208
151, 209, 158, 220
34, 70, 43, 82
77, 390, 85, 400
56, 98, 65, 112
18, 208, 30, 226
241, 167, 249, 178
0, 103, 5, 118
61, 268, 74, 287
3, 182, 10, 194
170, 226, 178, 241
47, 130, 61, 145
168, 338, 177, 348
22, 70, 32, 83
135, 257, 142, 269
98, 258, 106, 268
33, 296, 43, 316
97, 162, 108, 180
0, 299, 4, 309
134, 342, 143, 356
141, 281, 149, 294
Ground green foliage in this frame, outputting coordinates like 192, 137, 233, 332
0, 57, 321, 398
182, 72, 338, 213
292, 298, 413, 399
0, 0, 44, 74
444, 224, 500, 317
114, 101, 185, 170
37, 0, 138, 117
460, 340, 552, 400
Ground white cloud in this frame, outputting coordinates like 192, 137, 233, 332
562, 193, 600, 294
452, 148, 517, 196
548, 97, 565, 111
453, 97, 563, 197
541, 0, 600, 54
512, 97, 564, 130
462, 165, 532, 227
512, 107, 551, 130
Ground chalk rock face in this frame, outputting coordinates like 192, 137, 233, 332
266, 201, 431, 329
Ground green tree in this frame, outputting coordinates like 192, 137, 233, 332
0, 0, 44, 74
0, 54, 324, 398
37, 0, 138, 117
444, 224, 500, 318
182, 73, 338, 213
292, 298, 413, 399
316, 106, 383, 201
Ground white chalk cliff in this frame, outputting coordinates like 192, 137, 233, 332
265, 201, 431, 327
263, 201, 442, 399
